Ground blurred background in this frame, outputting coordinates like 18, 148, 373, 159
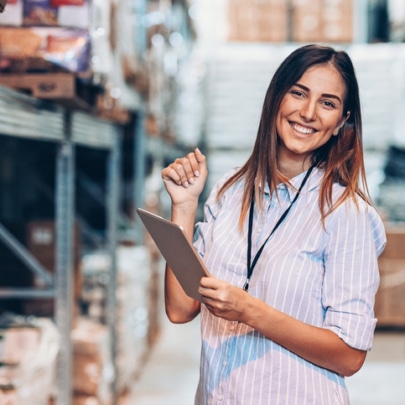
0, 0, 404, 404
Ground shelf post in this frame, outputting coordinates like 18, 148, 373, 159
55, 110, 75, 405
133, 110, 147, 244
106, 124, 121, 404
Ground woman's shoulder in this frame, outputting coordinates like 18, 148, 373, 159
326, 194, 387, 255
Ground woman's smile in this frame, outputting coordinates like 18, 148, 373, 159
290, 121, 317, 135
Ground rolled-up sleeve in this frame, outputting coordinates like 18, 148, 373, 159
323, 200, 387, 351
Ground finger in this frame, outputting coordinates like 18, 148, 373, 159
200, 276, 220, 290
169, 154, 200, 187
194, 148, 207, 176
162, 156, 195, 187
185, 149, 204, 178
161, 166, 185, 186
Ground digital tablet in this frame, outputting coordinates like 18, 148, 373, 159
136, 208, 209, 301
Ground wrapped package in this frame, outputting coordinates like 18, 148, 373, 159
115, 245, 154, 392
0, 27, 90, 73
0, 317, 60, 405
0, 0, 112, 77
72, 317, 112, 405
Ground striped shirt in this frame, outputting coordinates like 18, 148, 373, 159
193, 167, 386, 405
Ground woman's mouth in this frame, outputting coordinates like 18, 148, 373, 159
290, 122, 316, 135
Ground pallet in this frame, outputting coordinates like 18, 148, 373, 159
0, 73, 77, 99
0, 72, 132, 123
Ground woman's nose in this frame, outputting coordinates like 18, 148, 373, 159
300, 99, 317, 121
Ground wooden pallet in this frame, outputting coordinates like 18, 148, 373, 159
0, 73, 77, 99
0, 72, 133, 123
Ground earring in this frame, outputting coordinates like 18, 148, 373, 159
333, 128, 339, 136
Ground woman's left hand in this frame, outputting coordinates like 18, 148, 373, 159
198, 277, 249, 322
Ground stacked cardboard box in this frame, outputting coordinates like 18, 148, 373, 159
293, 0, 353, 43
21, 220, 82, 322
226, 0, 353, 43
80, 245, 156, 396
115, 245, 154, 393
227, 0, 288, 43
0, 0, 102, 74
0, 0, 140, 121
0, 317, 60, 405
375, 224, 405, 327
71, 317, 112, 405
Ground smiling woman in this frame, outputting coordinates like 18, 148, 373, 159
160, 44, 387, 405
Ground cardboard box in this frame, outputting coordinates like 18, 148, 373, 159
227, 0, 288, 43
0, 326, 40, 364
292, 0, 322, 43
0, 27, 91, 73
375, 224, 405, 327
320, 0, 353, 43
27, 220, 81, 264
71, 318, 111, 403
292, 0, 353, 43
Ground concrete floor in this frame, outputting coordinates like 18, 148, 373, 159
127, 312, 405, 405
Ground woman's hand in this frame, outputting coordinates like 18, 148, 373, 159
199, 277, 249, 322
162, 148, 207, 207
200, 276, 367, 377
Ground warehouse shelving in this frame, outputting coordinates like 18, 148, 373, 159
0, 85, 123, 405
0, 0, 199, 404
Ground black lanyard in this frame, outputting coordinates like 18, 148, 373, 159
244, 166, 314, 292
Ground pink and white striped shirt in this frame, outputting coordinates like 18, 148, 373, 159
193, 167, 386, 405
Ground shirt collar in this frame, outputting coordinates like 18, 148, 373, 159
263, 166, 324, 202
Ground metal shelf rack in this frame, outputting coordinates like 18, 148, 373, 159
0, 86, 122, 405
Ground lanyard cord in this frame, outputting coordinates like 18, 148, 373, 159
244, 166, 315, 292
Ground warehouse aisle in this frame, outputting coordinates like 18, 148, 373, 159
126, 312, 201, 405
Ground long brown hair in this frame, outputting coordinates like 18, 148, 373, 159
216, 44, 372, 230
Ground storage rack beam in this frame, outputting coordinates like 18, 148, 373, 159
0, 87, 64, 141
0, 288, 55, 298
0, 222, 54, 287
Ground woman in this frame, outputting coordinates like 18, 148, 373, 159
161, 44, 386, 404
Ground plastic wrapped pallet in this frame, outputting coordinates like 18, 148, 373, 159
0, 317, 60, 405
71, 317, 112, 405
0, 0, 113, 81
116, 245, 153, 393
79, 246, 156, 395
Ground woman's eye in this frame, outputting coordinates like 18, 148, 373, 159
322, 100, 336, 109
291, 90, 303, 97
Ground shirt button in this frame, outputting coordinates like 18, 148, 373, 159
229, 321, 237, 331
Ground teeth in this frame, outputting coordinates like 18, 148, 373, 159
292, 123, 313, 134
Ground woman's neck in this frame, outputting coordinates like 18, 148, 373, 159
278, 159, 311, 179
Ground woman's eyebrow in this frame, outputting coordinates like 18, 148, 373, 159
294, 82, 343, 104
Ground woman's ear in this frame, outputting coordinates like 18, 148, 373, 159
333, 111, 350, 136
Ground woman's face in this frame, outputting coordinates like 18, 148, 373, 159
275, 63, 348, 167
